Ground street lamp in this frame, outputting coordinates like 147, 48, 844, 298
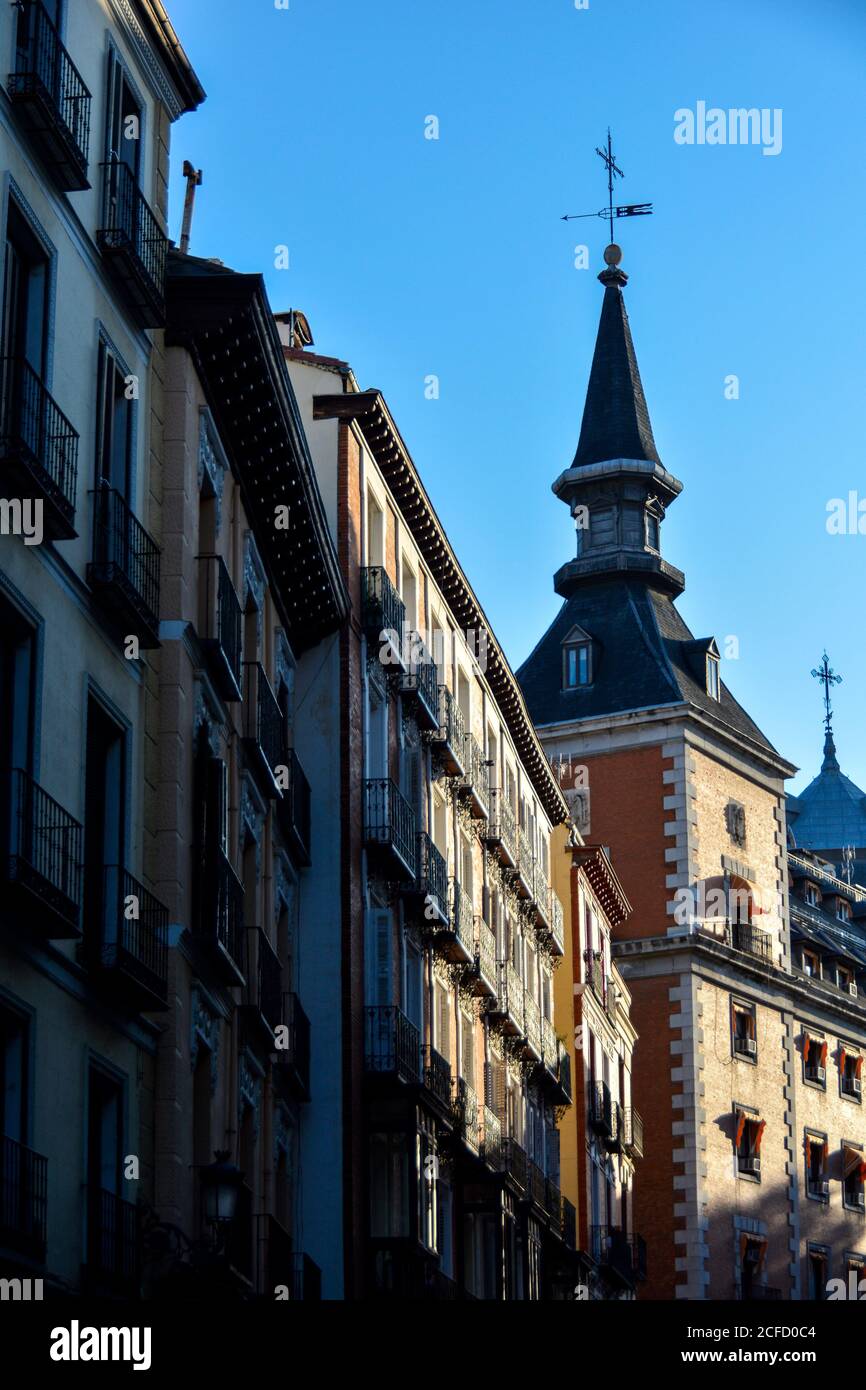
200, 1150, 244, 1231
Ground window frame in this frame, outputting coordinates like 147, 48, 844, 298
706, 654, 721, 701
563, 641, 592, 690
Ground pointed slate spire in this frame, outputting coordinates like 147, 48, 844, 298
572, 254, 660, 470
822, 730, 841, 773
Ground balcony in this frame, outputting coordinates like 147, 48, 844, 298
363, 778, 417, 882
731, 921, 773, 964
459, 733, 490, 820
0, 356, 79, 539
423, 1044, 452, 1113
368, 1239, 457, 1300
88, 484, 161, 648
439, 876, 474, 965
502, 1137, 528, 1194
240, 926, 282, 1050
361, 566, 406, 668
516, 828, 535, 900
2, 767, 82, 938
541, 1016, 557, 1078
561, 1197, 577, 1251
91, 866, 169, 1011
242, 662, 283, 798
416, 832, 448, 923
365, 1005, 421, 1086
545, 1179, 563, 1237
592, 1226, 637, 1290
470, 916, 498, 999
482, 1106, 503, 1171
197, 846, 245, 986
527, 1158, 546, 1211
197, 555, 242, 701
543, 888, 565, 957
622, 1107, 644, 1159
523, 993, 542, 1063
398, 637, 439, 731
489, 961, 524, 1035
9, 1, 91, 190
0, 1135, 47, 1262
585, 950, 606, 1003
452, 1078, 480, 1153
273, 992, 311, 1102
590, 1081, 617, 1145
97, 157, 168, 327
277, 749, 312, 868
535, 873, 552, 929
430, 685, 465, 777
85, 1187, 139, 1295
484, 788, 518, 867
554, 1043, 572, 1106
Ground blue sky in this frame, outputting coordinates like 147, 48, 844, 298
165, 0, 866, 795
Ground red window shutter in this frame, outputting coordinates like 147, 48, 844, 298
735, 1111, 747, 1148
857, 1057, 864, 1080
803, 1035, 811, 1062
820, 1042, 828, 1067
754, 1120, 767, 1154
840, 1047, 847, 1072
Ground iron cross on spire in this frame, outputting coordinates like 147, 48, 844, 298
561, 128, 653, 244
811, 651, 843, 736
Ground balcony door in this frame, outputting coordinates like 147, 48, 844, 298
83, 697, 126, 955
0, 1007, 28, 1146
2, 203, 48, 376
105, 54, 141, 179
0, 600, 36, 867
95, 342, 132, 501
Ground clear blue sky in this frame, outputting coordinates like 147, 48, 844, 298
165, 0, 866, 796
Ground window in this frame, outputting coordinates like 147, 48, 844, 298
0, 1005, 29, 1144
805, 1134, 829, 1200
803, 1035, 827, 1088
563, 642, 591, 689
0, 595, 37, 775
731, 1001, 757, 1061
459, 1010, 475, 1089
434, 979, 452, 1063
86, 1064, 125, 1272
645, 510, 660, 551
83, 695, 127, 955
400, 555, 417, 633
807, 1247, 828, 1301
105, 52, 142, 178
735, 1109, 764, 1178
740, 1236, 766, 1299
590, 506, 616, 549
403, 938, 423, 1033
838, 964, 856, 996
2, 200, 50, 374
464, 1211, 497, 1300
843, 1145, 866, 1212
369, 1132, 409, 1238
366, 491, 384, 569
802, 948, 821, 978
840, 1047, 863, 1101
837, 899, 852, 923
365, 908, 393, 1008
706, 655, 720, 701
804, 882, 820, 908
417, 1120, 438, 1252
95, 341, 133, 499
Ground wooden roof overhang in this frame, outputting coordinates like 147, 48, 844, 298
571, 844, 632, 927
313, 389, 569, 827
166, 259, 348, 652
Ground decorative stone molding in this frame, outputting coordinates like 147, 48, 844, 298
238, 1051, 263, 1141
275, 629, 295, 704
190, 988, 221, 1095
240, 777, 266, 877
194, 684, 222, 755
108, 0, 185, 119
243, 532, 267, 646
198, 410, 228, 535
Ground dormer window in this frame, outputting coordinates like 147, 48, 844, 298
804, 882, 820, 908
706, 654, 720, 701
645, 511, 660, 551
561, 626, 593, 690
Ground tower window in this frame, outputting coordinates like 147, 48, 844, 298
706, 655, 720, 700
563, 642, 591, 689
645, 512, 660, 551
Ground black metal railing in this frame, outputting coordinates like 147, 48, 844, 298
461, 732, 490, 815
243, 663, 283, 786
244, 927, 282, 1035
486, 788, 517, 861
502, 1137, 527, 1193
100, 866, 168, 998
200, 846, 245, 977
274, 991, 311, 1101
9, 0, 91, 189
561, 1196, 576, 1250
432, 685, 465, 767
90, 482, 160, 635
363, 778, 417, 877
417, 832, 448, 918
496, 960, 524, 1030
517, 828, 534, 896
557, 1045, 572, 1104
623, 1106, 644, 1159
0, 1135, 47, 1261
592, 1226, 635, 1287
524, 993, 541, 1057
86, 1186, 139, 1290
448, 876, 474, 957
197, 555, 242, 698
547, 888, 564, 954
364, 1005, 421, 1084
474, 916, 497, 993
278, 749, 312, 866
423, 1045, 452, 1109
399, 636, 439, 723
452, 1078, 480, 1150
361, 566, 406, 653
5, 767, 82, 932
541, 1016, 557, 1072
731, 921, 772, 963
528, 1158, 546, 1210
483, 1106, 502, 1171
590, 1081, 616, 1140
545, 1178, 563, 1235
0, 356, 79, 533
98, 156, 168, 323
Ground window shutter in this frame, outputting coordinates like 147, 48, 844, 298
366, 908, 393, 1006
405, 939, 422, 1029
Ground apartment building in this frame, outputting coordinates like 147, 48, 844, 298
0, 0, 202, 1292
134, 252, 347, 1299
551, 821, 644, 1299
281, 317, 578, 1299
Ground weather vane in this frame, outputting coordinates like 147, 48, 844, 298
811, 651, 842, 736
561, 128, 653, 246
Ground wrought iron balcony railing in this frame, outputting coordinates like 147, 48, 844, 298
590, 1080, 616, 1142
242, 926, 283, 1044
591, 1225, 638, 1289
89, 483, 161, 647
277, 748, 312, 868
96, 865, 169, 1010
97, 156, 168, 326
361, 566, 406, 661
731, 921, 773, 964
0, 355, 79, 539
459, 733, 490, 820
482, 1106, 503, 1171
430, 685, 465, 776
0, 1134, 47, 1262
527, 1158, 546, 1211
484, 787, 518, 866
365, 1005, 421, 1085
85, 1186, 139, 1293
545, 1178, 563, 1236
197, 554, 242, 701
585, 950, 606, 1002
523, 993, 542, 1060
556, 1043, 573, 1105
9, 0, 91, 190
502, 1137, 527, 1194
445, 876, 474, 964
364, 778, 417, 881
398, 635, 439, 730
423, 1044, 452, 1110
547, 888, 565, 956
517, 828, 534, 899
472, 916, 498, 998
197, 846, 245, 985
417, 832, 448, 922
242, 662, 283, 797
491, 960, 524, 1035
541, 1015, 557, 1074
3, 767, 82, 938
272, 991, 311, 1102
535, 871, 551, 928
622, 1106, 644, 1159
452, 1078, 480, 1152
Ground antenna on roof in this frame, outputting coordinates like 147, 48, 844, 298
179, 161, 203, 255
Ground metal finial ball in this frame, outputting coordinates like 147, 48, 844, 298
603, 243, 623, 267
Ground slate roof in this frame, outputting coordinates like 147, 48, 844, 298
571, 283, 661, 470
517, 578, 780, 757
787, 735, 866, 854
